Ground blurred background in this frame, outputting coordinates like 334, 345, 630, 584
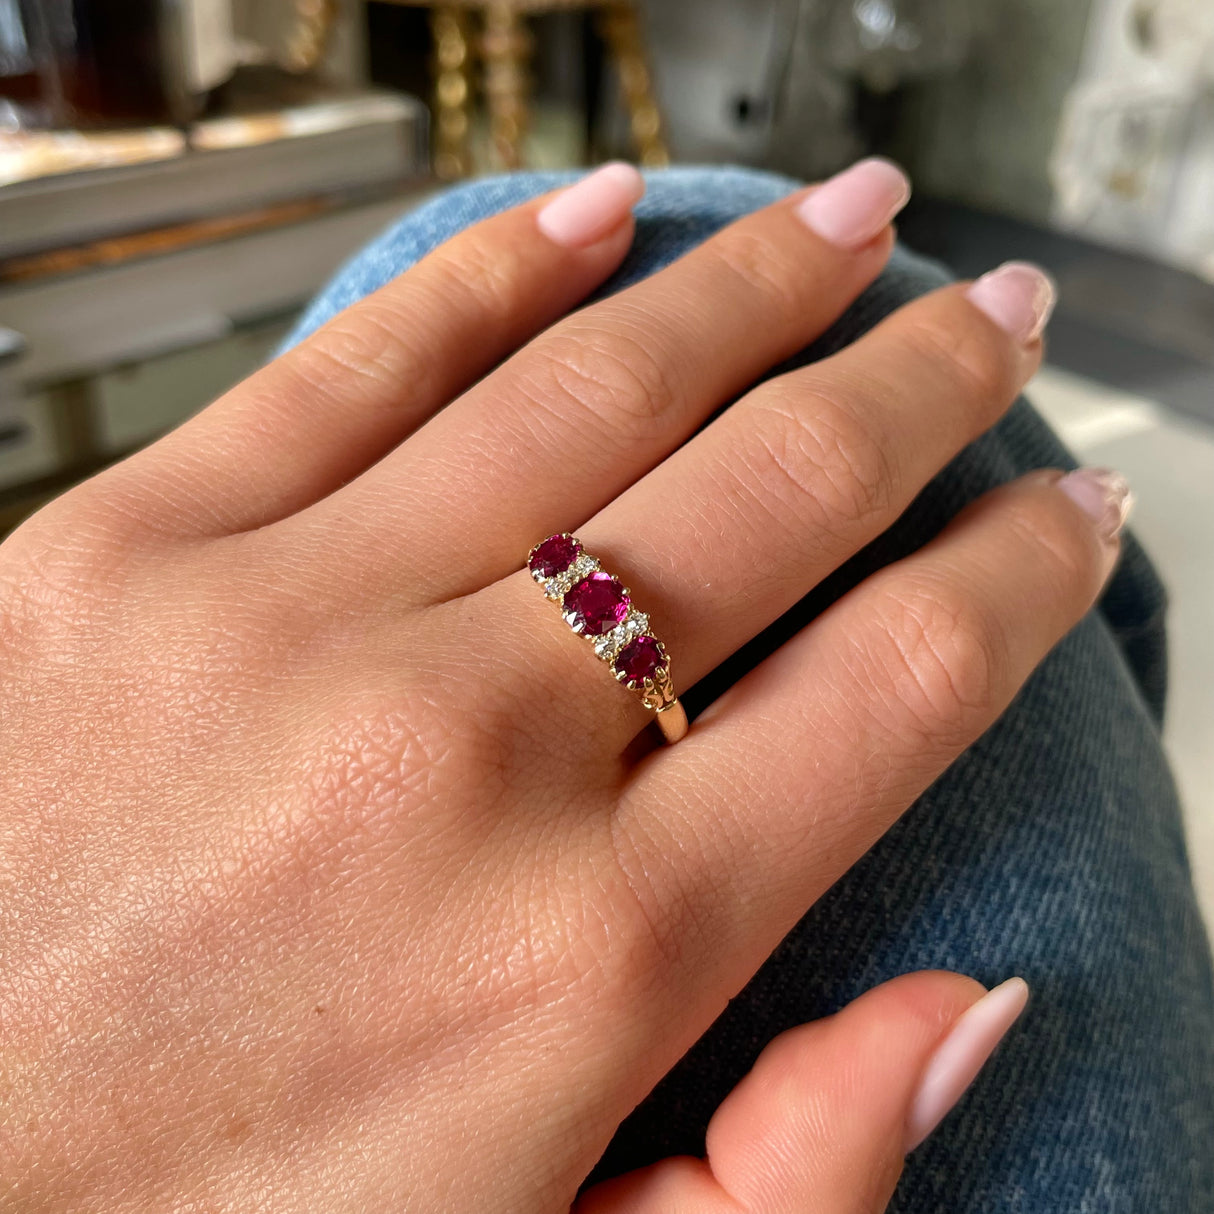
1, 0, 1211, 925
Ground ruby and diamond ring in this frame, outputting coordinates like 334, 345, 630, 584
527, 533, 689, 744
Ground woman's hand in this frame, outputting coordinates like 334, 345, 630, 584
0, 161, 1125, 1213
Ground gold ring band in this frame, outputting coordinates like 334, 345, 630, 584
527, 533, 688, 744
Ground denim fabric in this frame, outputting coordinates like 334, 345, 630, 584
283, 167, 1214, 1212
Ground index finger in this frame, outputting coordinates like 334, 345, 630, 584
78, 165, 645, 538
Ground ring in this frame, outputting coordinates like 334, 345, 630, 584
527, 533, 689, 744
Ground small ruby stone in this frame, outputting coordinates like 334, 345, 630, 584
564, 572, 629, 635
529, 533, 581, 578
614, 636, 663, 686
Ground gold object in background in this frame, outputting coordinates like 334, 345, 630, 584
385, 1, 668, 177
597, 2, 667, 168
481, 3, 531, 171
431, 7, 476, 178
283, 0, 340, 72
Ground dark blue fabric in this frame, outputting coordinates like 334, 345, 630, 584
283, 167, 1214, 1212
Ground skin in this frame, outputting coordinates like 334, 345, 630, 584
0, 183, 1115, 1213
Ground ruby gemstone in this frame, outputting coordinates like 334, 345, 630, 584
529, 533, 581, 578
564, 572, 629, 635
614, 635, 663, 686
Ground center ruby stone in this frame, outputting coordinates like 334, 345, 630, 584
529, 533, 581, 578
564, 572, 629, 635
614, 635, 663, 686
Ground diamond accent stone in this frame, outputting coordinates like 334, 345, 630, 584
543, 553, 599, 600
593, 609, 650, 659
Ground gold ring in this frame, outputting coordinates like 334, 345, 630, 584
527, 533, 688, 744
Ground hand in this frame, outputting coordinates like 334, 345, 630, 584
0, 161, 1126, 1212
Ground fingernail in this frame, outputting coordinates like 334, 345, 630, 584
966, 261, 1057, 343
905, 977, 1029, 1152
796, 157, 911, 249
1057, 467, 1134, 542
536, 162, 645, 248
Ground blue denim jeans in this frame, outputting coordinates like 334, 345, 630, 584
283, 168, 1214, 1212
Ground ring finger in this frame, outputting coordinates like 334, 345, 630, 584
490, 261, 1057, 744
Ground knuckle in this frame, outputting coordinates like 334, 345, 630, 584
527, 319, 683, 436
439, 226, 530, 317
0, 490, 141, 623
292, 225, 530, 404
710, 226, 805, 314
1002, 491, 1098, 594
899, 310, 1011, 405
870, 576, 1006, 739
745, 384, 896, 529
290, 306, 409, 401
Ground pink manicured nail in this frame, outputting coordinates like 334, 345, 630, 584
536, 162, 645, 248
905, 977, 1029, 1152
966, 262, 1057, 343
1057, 467, 1134, 542
796, 157, 911, 249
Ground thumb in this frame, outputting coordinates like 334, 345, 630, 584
575, 971, 1028, 1214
